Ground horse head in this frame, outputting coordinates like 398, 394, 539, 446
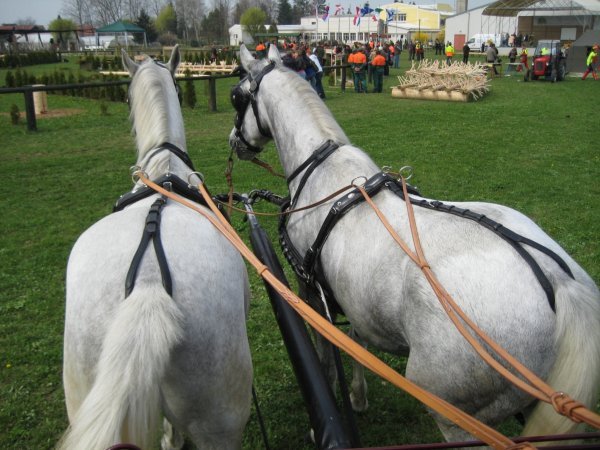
228, 44, 281, 160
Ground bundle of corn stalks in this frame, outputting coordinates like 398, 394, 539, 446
392, 60, 491, 102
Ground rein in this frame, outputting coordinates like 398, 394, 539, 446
133, 170, 535, 450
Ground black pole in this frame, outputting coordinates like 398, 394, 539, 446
244, 201, 354, 450
23, 88, 37, 131
208, 77, 217, 112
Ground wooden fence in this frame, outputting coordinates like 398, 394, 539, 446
0, 73, 240, 131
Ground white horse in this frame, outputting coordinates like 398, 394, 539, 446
228, 45, 600, 441
60, 46, 252, 450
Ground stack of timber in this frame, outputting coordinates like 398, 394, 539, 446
392, 60, 491, 102
176, 60, 238, 77
100, 60, 238, 78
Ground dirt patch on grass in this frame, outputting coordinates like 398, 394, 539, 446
2, 108, 85, 120
27, 108, 85, 119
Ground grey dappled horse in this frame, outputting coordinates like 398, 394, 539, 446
228, 44, 600, 441
60, 46, 252, 450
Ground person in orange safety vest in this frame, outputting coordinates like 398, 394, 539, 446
371, 49, 387, 93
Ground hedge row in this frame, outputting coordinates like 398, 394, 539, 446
0, 51, 61, 68
4, 68, 128, 102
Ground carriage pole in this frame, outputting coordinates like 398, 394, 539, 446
243, 199, 355, 449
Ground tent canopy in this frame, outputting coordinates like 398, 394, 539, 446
482, 0, 600, 17
96, 21, 145, 33
95, 20, 146, 47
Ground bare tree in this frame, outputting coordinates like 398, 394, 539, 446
148, 0, 168, 16
61, 0, 93, 25
91, 0, 125, 25
125, 0, 147, 20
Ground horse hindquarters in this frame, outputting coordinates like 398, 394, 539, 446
60, 284, 183, 450
523, 278, 600, 435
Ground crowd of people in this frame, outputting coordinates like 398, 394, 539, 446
254, 38, 437, 95
249, 36, 599, 97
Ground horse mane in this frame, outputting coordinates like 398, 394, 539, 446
267, 62, 350, 145
128, 59, 185, 171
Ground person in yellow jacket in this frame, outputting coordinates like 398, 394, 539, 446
445, 41, 454, 66
582, 44, 599, 80
517, 44, 528, 72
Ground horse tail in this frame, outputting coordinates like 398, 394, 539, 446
58, 285, 183, 450
523, 278, 600, 436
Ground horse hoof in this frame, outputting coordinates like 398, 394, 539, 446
350, 393, 369, 412
304, 428, 316, 444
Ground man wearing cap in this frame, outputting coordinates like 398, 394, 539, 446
582, 44, 599, 80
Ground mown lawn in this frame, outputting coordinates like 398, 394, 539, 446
0, 54, 598, 449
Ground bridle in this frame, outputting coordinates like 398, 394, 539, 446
230, 61, 276, 154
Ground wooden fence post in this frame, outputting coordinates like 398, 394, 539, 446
23, 88, 37, 131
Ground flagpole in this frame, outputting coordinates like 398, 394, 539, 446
315, 1, 318, 44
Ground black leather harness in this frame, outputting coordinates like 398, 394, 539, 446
278, 142, 574, 313
113, 143, 212, 298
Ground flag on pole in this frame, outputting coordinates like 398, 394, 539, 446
334, 4, 343, 15
321, 5, 330, 21
373, 7, 381, 22
386, 9, 395, 22
353, 6, 361, 25
360, 4, 374, 16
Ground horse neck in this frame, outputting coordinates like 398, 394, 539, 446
131, 69, 188, 180
261, 70, 349, 179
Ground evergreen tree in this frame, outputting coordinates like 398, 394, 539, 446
278, 0, 294, 25
156, 2, 178, 35
292, 0, 313, 23
135, 9, 158, 44
184, 70, 196, 108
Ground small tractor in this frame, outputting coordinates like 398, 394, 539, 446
525, 40, 567, 82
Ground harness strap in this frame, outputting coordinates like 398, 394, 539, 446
125, 196, 172, 298
114, 173, 206, 212
289, 140, 340, 209
142, 142, 196, 172
287, 140, 339, 184
281, 171, 572, 313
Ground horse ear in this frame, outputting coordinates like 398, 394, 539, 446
122, 49, 139, 76
167, 44, 181, 75
267, 44, 282, 65
239, 44, 254, 70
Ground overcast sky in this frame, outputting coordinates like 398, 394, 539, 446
1, 0, 492, 28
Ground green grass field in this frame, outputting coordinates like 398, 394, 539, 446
1, 54, 599, 449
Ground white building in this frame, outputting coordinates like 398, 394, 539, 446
229, 3, 453, 46
445, 0, 600, 50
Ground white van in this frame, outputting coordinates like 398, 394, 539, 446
466, 34, 501, 51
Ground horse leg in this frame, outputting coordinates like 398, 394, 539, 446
349, 327, 369, 412
161, 418, 184, 450
299, 282, 338, 392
